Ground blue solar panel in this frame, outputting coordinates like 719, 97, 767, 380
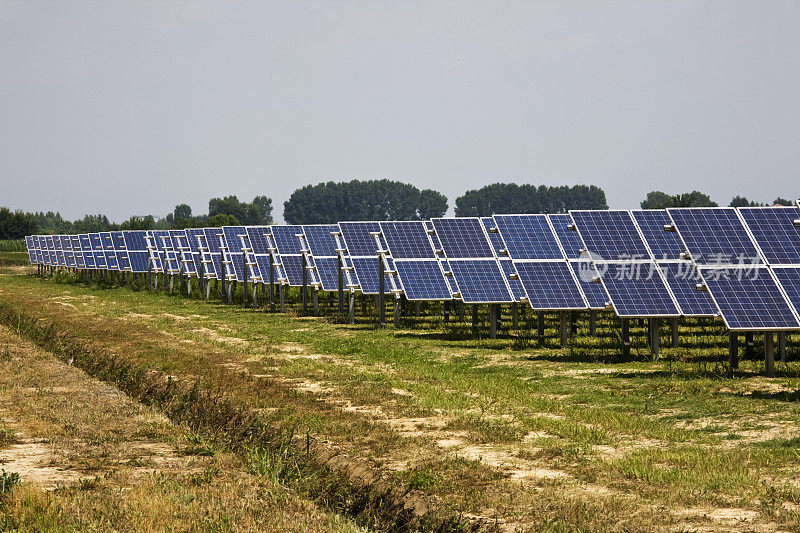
631, 210, 686, 260
379, 221, 435, 259
339, 222, 381, 257
393, 260, 451, 300
308, 256, 339, 292
570, 210, 650, 261
667, 208, 762, 266
271, 225, 304, 254
597, 262, 679, 317
255, 255, 274, 284
123, 231, 150, 273
500, 259, 526, 302
350, 257, 395, 294
25, 237, 35, 264
169, 230, 196, 276
492, 215, 563, 260
658, 261, 717, 316
514, 261, 587, 310
280, 254, 305, 286
447, 260, 513, 303
430, 218, 494, 259
222, 226, 249, 282
739, 206, 800, 265
302, 225, 339, 257
89, 233, 104, 251
203, 228, 226, 279
111, 231, 126, 250
185, 228, 207, 277
569, 261, 607, 309
246, 226, 272, 255
699, 266, 800, 330
773, 267, 800, 318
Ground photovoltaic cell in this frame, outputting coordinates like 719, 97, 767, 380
169, 230, 196, 276
303, 225, 339, 257
430, 218, 494, 259
597, 262, 679, 317
570, 210, 650, 261
481, 218, 506, 256
739, 206, 800, 265
657, 261, 717, 316
203, 228, 227, 280
631, 210, 686, 260
185, 228, 208, 278
514, 261, 587, 309
123, 231, 149, 273
667, 208, 762, 266
492, 215, 563, 260
699, 266, 800, 330
447, 260, 514, 303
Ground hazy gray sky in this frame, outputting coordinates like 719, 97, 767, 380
1, 1, 798, 223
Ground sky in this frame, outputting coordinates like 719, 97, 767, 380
1, 1, 798, 223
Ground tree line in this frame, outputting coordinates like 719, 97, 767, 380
1, 180, 796, 239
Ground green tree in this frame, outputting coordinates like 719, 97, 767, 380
729, 196, 762, 207
773, 197, 793, 206
120, 215, 154, 230
454, 183, 607, 217
174, 204, 192, 220
640, 190, 717, 209
283, 180, 448, 224
209, 195, 271, 225
207, 213, 239, 227
0, 207, 38, 239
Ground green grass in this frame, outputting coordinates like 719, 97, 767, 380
0, 240, 25, 253
1, 268, 799, 530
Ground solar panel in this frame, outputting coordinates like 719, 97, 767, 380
298, 225, 341, 291
481, 217, 506, 257
631, 210, 686, 260
430, 218, 494, 259
271, 225, 304, 255
169, 230, 196, 276
773, 267, 800, 319
203, 228, 227, 280
90, 233, 108, 269
570, 210, 650, 261
100, 232, 118, 270
569, 261, 607, 309
447, 260, 514, 304
379, 221, 436, 260
246, 226, 271, 255
597, 262, 680, 317
699, 266, 800, 330
222, 226, 256, 282
337, 222, 397, 294
71, 236, 85, 268
514, 261, 587, 310
739, 206, 800, 265
78, 235, 95, 268
492, 215, 563, 260
60, 235, 76, 268
377, 221, 451, 300
183, 229, 207, 277
25, 237, 35, 264
123, 230, 149, 273
110, 231, 130, 271
657, 261, 717, 316
667, 208, 762, 266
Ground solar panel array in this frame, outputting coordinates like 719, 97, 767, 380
23, 203, 800, 331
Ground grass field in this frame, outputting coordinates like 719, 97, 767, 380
1, 265, 799, 531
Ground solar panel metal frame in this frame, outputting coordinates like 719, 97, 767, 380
430, 217, 514, 304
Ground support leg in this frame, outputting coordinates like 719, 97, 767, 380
538, 312, 545, 346
589, 310, 597, 336
765, 332, 775, 378
671, 317, 679, 348
471, 304, 479, 336
728, 332, 739, 374
621, 318, 630, 359
649, 318, 660, 360
559, 311, 568, 347
489, 304, 497, 339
